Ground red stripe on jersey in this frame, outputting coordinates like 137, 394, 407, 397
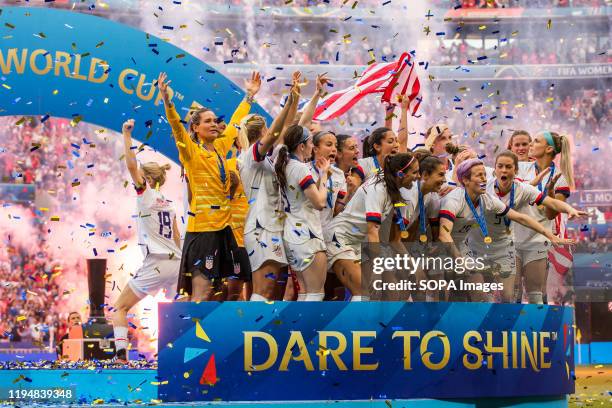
252, 142, 265, 162
534, 192, 545, 205
337, 190, 347, 199
365, 212, 382, 224
299, 175, 315, 190
439, 210, 456, 221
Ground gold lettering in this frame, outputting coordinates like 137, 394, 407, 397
88, 58, 108, 84
520, 332, 539, 372
511, 331, 518, 368
244, 332, 277, 372
30, 49, 52, 75
352, 331, 378, 371
540, 332, 551, 369
71, 54, 87, 80
392, 331, 420, 370
0, 48, 28, 74
421, 331, 450, 370
462, 331, 483, 370
279, 331, 314, 371
118, 68, 138, 95
136, 73, 156, 101
53, 51, 72, 77
485, 331, 508, 369
318, 331, 347, 371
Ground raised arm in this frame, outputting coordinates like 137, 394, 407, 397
541, 195, 586, 220
122, 119, 144, 187
298, 73, 329, 129
157, 72, 190, 159
397, 97, 409, 153
384, 103, 395, 130
256, 74, 301, 157
217, 71, 261, 152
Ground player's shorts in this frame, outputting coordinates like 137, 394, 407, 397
467, 242, 517, 278
177, 227, 238, 295
128, 253, 181, 299
285, 237, 326, 272
325, 232, 361, 271
516, 242, 549, 266
244, 227, 287, 272
230, 246, 252, 282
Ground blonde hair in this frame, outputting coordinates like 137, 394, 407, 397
545, 131, 575, 190
141, 162, 171, 187
238, 114, 266, 150
424, 123, 449, 151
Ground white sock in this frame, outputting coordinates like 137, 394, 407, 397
114, 326, 128, 352
351, 296, 363, 302
304, 293, 324, 301
250, 293, 268, 302
527, 291, 543, 304
297, 293, 307, 301
425, 293, 436, 302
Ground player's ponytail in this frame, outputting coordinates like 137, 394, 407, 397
238, 114, 266, 150
142, 162, 171, 187
555, 133, 575, 190
379, 152, 415, 205
274, 125, 309, 193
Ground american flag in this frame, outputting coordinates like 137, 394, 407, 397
548, 213, 574, 276
313, 52, 421, 121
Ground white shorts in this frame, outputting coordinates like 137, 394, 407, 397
285, 237, 326, 272
244, 228, 287, 272
326, 232, 361, 271
517, 242, 549, 266
128, 253, 181, 299
468, 242, 517, 277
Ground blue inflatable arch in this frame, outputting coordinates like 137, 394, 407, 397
0, 7, 271, 164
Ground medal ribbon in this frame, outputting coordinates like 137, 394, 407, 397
464, 190, 489, 239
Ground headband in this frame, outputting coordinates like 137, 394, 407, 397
298, 126, 311, 145
541, 131, 559, 154
455, 158, 484, 186
396, 156, 416, 178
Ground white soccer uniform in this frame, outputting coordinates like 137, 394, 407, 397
514, 162, 570, 264
357, 156, 382, 181
466, 179, 545, 276
239, 143, 288, 271
399, 182, 441, 233
309, 163, 347, 242
440, 188, 509, 256
281, 158, 327, 272
326, 178, 394, 269
130, 185, 181, 299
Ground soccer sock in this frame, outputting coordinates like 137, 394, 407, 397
114, 326, 128, 353
304, 293, 324, 301
527, 291, 543, 304
297, 293, 307, 301
250, 293, 268, 302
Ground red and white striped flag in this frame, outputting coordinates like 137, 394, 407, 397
381, 53, 422, 115
548, 213, 573, 276
313, 52, 420, 121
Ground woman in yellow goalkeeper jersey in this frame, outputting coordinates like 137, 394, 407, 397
157, 71, 261, 301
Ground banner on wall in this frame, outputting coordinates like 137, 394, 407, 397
158, 302, 575, 402
0, 7, 270, 164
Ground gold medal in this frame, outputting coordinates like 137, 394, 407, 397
419, 234, 427, 243
484, 236, 492, 244
401, 230, 409, 239
538, 205, 545, 211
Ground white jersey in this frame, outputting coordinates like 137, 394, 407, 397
328, 177, 394, 242
309, 162, 347, 241
467, 179, 545, 253
440, 187, 509, 246
357, 156, 382, 181
399, 182, 441, 231
239, 143, 284, 233
514, 161, 570, 248
281, 158, 324, 244
135, 185, 181, 257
